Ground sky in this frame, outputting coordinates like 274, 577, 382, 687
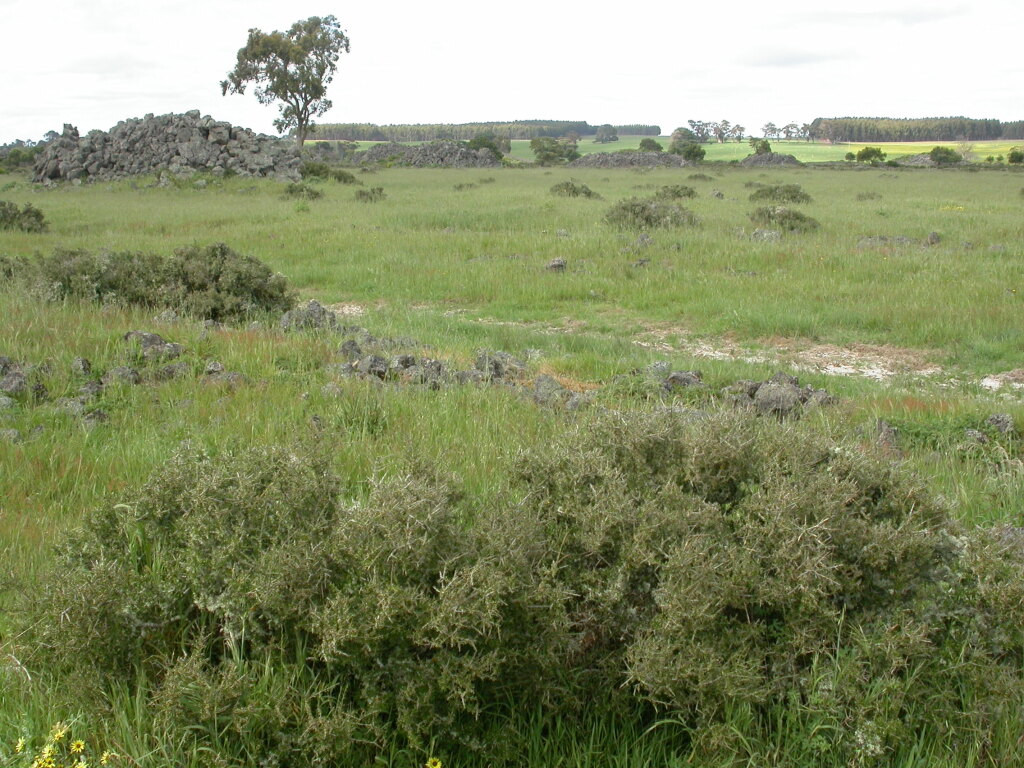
2, 0, 1022, 143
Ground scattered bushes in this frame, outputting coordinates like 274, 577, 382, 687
748, 183, 812, 204
282, 182, 323, 200
605, 197, 699, 230
653, 184, 697, 200
929, 146, 962, 166
18, 412, 1024, 764
856, 146, 886, 163
9, 243, 294, 320
301, 161, 361, 184
550, 181, 601, 198
0, 200, 47, 232
355, 186, 387, 202
749, 206, 820, 232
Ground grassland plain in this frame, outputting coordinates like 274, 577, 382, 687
312, 136, 1024, 163
2, 161, 1024, 767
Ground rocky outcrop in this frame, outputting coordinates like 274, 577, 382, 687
739, 152, 803, 168
358, 141, 500, 167
33, 111, 301, 182
569, 151, 687, 168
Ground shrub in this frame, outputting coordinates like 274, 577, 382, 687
856, 146, 886, 163
688, 173, 714, 181
530, 137, 580, 165
653, 184, 697, 200
18, 413, 1024, 764
605, 198, 699, 229
675, 142, 706, 163
550, 181, 601, 199
749, 138, 772, 155
0, 200, 47, 232
282, 182, 323, 200
844, 152, 856, 161
23, 243, 294, 320
856, 191, 881, 201
638, 138, 663, 152
355, 186, 386, 202
929, 146, 962, 166
1006, 148, 1023, 164
748, 184, 812, 204
749, 206, 820, 232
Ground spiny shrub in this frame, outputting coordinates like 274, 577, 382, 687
605, 198, 699, 230
550, 181, 601, 199
749, 205, 819, 232
0, 200, 47, 232
282, 182, 323, 200
355, 186, 386, 202
748, 183, 812, 204
20, 412, 1024, 765
653, 184, 697, 200
21, 243, 294, 320
301, 161, 360, 184
929, 146, 962, 166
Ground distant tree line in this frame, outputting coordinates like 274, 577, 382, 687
808, 117, 1008, 142
307, 121, 660, 141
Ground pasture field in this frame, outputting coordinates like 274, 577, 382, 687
2, 161, 1024, 767
312, 136, 1024, 163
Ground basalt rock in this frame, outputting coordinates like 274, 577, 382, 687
33, 111, 301, 183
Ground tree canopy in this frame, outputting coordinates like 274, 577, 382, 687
221, 16, 350, 147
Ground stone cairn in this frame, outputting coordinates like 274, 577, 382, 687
33, 110, 301, 182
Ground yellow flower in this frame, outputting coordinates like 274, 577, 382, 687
425, 758, 442, 768
15, 738, 25, 753
42, 744, 56, 758
50, 724, 69, 742
70, 741, 86, 754
99, 752, 117, 765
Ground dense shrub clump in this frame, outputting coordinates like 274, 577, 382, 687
0, 200, 47, 232
653, 184, 697, 200
605, 197, 699, 230
18, 412, 1024, 765
300, 161, 360, 184
11, 243, 294, 320
748, 183, 812, 204
282, 182, 324, 200
355, 186, 387, 202
749, 205, 820, 232
550, 181, 601, 198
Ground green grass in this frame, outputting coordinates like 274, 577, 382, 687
3, 163, 1024, 767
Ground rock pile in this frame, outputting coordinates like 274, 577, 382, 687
33, 111, 301, 182
358, 141, 500, 167
739, 152, 803, 168
569, 151, 687, 168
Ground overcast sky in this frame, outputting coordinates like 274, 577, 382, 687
2, 0, 1022, 143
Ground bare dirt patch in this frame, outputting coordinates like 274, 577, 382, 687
636, 327, 943, 381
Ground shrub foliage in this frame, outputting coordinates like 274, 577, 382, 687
11, 243, 294, 320
749, 205, 820, 232
18, 412, 1024, 764
550, 181, 601, 199
0, 200, 48, 232
748, 183, 812, 204
605, 197, 699, 230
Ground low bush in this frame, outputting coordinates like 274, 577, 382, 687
653, 184, 697, 200
856, 146, 886, 163
282, 182, 323, 200
550, 181, 601, 199
301, 161, 360, 184
687, 173, 714, 181
749, 205, 820, 232
17, 412, 1024, 764
929, 146, 962, 166
748, 183, 812, 204
355, 186, 387, 203
605, 198, 699, 230
0, 200, 47, 232
13, 243, 294, 320
1008, 148, 1024, 164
